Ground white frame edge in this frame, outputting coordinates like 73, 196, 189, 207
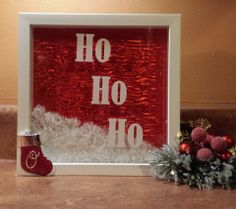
17, 13, 180, 176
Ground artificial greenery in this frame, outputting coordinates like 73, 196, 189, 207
149, 145, 236, 189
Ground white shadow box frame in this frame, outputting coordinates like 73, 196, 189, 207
17, 13, 181, 176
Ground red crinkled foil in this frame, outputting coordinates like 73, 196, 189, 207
33, 27, 168, 147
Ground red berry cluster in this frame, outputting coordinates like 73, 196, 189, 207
179, 127, 235, 162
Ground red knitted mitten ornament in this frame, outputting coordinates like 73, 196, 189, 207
21, 146, 53, 176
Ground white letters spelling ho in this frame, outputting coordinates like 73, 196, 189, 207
75, 34, 111, 63
75, 33, 143, 148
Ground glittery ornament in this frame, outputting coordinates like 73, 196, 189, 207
211, 136, 226, 153
191, 127, 207, 143
197, 148, 214, 161
205, 134, 214, 145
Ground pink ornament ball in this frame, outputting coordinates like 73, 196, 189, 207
205, 134, 214, 144
191, 127, 207, 143
197, 148, 214, 161
211, 136, 226, 153
201, 134, 214, 147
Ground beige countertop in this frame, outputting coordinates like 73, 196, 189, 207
0, 160, 236, 209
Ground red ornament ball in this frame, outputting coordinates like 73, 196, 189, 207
219, 151, 232, 161
211, 136, 226, 153
179, 143, 192, 154
223, 136, 235, 149
191, 127, 207, 143
197, 148, 214, 161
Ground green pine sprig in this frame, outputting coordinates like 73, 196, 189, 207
149, 145, 236, 189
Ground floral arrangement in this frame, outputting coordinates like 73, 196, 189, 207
149, 119, 236, 189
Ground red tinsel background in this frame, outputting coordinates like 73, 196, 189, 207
33, 27, 168, 147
